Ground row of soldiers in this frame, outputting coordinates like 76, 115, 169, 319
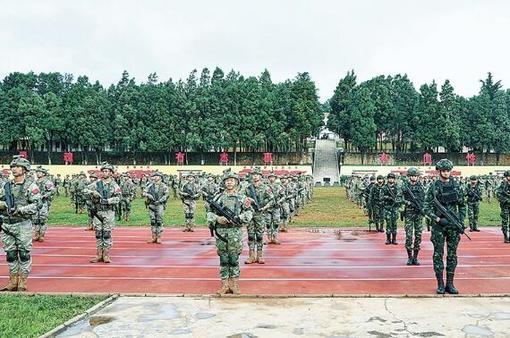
345, 160, 510, 294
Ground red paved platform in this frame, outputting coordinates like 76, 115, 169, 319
1, 227, 509, 295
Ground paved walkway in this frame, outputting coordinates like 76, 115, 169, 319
58, 296, 510, 337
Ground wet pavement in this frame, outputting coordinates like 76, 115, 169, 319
57, 296, 510, 337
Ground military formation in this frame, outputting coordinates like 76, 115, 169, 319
0, 159, 314, 293
346, 159, 510, 294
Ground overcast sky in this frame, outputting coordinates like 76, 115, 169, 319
1, 0, 509, 100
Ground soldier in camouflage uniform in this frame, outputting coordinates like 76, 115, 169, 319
75, 172, 88, 214
382, 173, 402, 244
207, 172, 253, 294
143, 172, 169, 244
424, 159, 466, 294
496, 170, 510, 243
402, 167, 425, 265
267, 171, 283, 244
54, 174, 62, 196
118, 173, 136, 221
365, 176, 376, 229
242, 167, 274, 264
0, 157, 41, 291
368, 175, 386, 232
466, 175, 482, 232
33, 166, 56, 242
83, 163, 121, 263
279, 175, 291, 232
179, 173, 201, 232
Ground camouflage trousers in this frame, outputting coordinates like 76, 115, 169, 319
33, 203, 50, 236
148, 204, 165, 236
247, 212, 268, 251
216, 226, 243, 279
267, 208, 281, 237
404, 211, 423, 250
117, 197, 132, 220
1, 220, 33, 275
373, 204, 385, 230
92, 209, 115, 250
384, 207, 399, 235
467, 202, 480, 230
430, 224, 461, 275
182, 199, 196, 230
500, 203, 510, 232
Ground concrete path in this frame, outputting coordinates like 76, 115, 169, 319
313, 139, 340, 186
57, 296, 510, 337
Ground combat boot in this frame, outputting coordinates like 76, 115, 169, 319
155, 235, 162, 244
257, 250, 265, 264
503, 229, 510, 243
412, 250, 420, 265
391, 233, 398, 245
436, 273, 445, 294
147, 233, 156, 244
445, 273, 458, 294
90, 249, 103, 263
272, 236, 281, 245
406, 250, 413, 265
38, 233, 45, 242
385, 234, 391, 245
1, 274, 18, 291
229, 278, 240, 294
102, 250, 111, 263
17, 274, 28, 292
217, 279, 231, 295
244, 249, 257, 264
473, 225, 480, 232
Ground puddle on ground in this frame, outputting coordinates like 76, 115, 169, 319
138, 304, 180, 322
89, 316, 116, 327
462, 325, 494, 337
195, 312, 216, 320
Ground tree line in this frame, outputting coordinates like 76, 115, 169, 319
327, 71, 510, 162
0, 69, 323, 163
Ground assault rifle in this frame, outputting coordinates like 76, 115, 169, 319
0, 182, 16, 236
206, 196, 241, 243
90, 181, 108, 223
247, 185, 261, 212
467, 187, 482, 202
433, 196, 471, 240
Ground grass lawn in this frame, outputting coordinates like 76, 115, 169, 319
48, 187, 504, 228
0, 294, 106, 338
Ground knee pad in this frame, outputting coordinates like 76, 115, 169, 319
6, 251, 17, 263
247, 234, 256, 242
255, 233, 264, 241
95, 232, 102, 239
19, 250, 31, 262
103, 231, 112, 240
185, 212, 194, 219
219, 255, 229, 267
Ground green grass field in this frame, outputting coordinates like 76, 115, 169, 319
48, 187, 503, 228
0, 295, 106, 338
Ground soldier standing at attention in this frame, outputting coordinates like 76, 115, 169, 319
496, 170, 510, 243
118, 173, 136, 222
0, 157, 41, 291
267, 171, 283, 245
402, 168, 425, 265
33, 166, 55, 242
85, 172, 99, 231
368, 175, 386, 232
382, 173, 402, 244
207, 172, 253, 294
466, 175, 482, 232
424, 159, 466, 294
83, 163, 121, 263
365, 176, 376, 229
242, 167, 274, 264
179, 173, 201, 232
143, 172, 169, 244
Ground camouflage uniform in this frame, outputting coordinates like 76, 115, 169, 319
179, 174, 201, 232
33, 167, 56, 242
279, 176, 291, 232
365, 177, 376, 229
242, 167, 274, 264
402, 168, 425, 265
207, 172, 253, 294
267, 172, 284, 244
466, 176, 483, 232
424, 159, 466, 294
83, 163, 121, 263
85, 173, 98, 230
381, 173, 402, 244
143, 172, 169, 243
75, 173, 88, 213
496, 171, 510, 243
0, 157, 41, 291
118, 174, 136, 221
368, 176, 385, 232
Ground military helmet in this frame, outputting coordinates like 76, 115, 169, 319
100, 162, 115, 172
89, 172, 98, 179
387, 173, 396, 179
223, 171, 239, 182
370, 176, 376, 181
79, 171, 87, 177
376, 175, 384, 180
35, 166, 48, 175
504, 170, 510, 177
435, 158, 453, 171
469, 175, 478, 181
10, 156, 31, 171
152, 171, 164, 178
268, 171, 277, 178
251, 167, 263, 175
407, 167, 419, 176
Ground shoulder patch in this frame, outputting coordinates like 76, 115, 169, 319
244, 197, 251, 208
32, 187, 40, 194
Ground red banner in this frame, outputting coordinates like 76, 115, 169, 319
379, 152, 390, 165
63, 152, 74, 165
176, 152, 185, 165
19, 151, 28, 159
263, 152, 273, 165
423, 152, 432, 166
219, 152, 229, 165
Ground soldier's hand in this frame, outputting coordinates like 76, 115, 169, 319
0, 201, 6, 210
92, 191, 101, 198
217, 216, 230, 225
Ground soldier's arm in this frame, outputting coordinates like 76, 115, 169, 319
16, 183, 41, 216
239, 196, 254, 224
457, 185, 467, 222
105, 184, 121, 205
158, 185, 170, 203
423, 184, 437, 221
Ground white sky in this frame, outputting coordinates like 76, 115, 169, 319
1, 0, 509, 100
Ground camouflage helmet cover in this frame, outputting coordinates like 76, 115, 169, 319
435, 158, 453, 171
387, 173, 396, 179
100, 162, 115, 172
10, 156, 31, 171
407, 167, 419, 176
222, 171, 239, 182
504, 170, 510, 177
